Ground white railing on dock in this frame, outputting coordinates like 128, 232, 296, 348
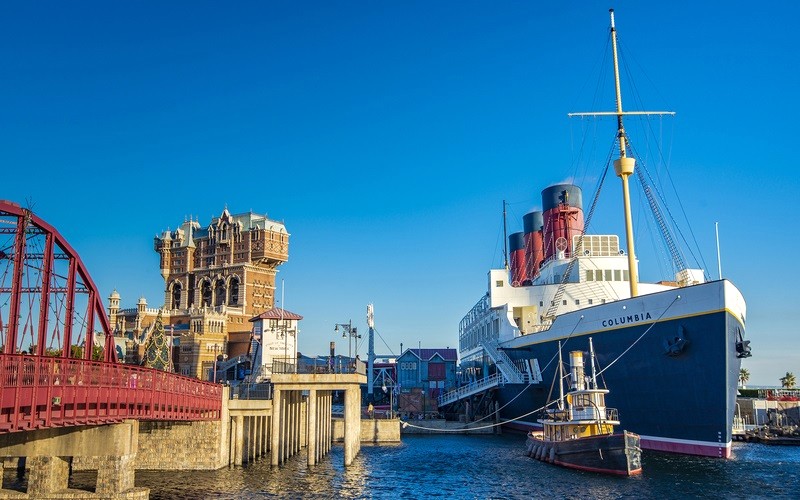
438, 373, 503, 406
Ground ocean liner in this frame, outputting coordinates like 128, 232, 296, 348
443, 10, 750, 458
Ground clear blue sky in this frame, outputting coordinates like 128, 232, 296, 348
3, 1, 798, 386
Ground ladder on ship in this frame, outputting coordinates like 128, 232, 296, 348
479, 340, 526, 384
438, 340, 527, 407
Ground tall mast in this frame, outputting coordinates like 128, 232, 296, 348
367, 303, 375, 399
502, 200, 509, 270
557, 341, 565, 410
568, 10, 675, 297
609, 8, 639, 297
588, 337, 597, 390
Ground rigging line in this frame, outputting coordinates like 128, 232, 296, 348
617, 36, 675, 117
372, 328, 396, 357
401, 399, 562, 433
483, 314, 588, 424
544, 355, 561, 415
568, 113, 598, 186
629, 141, 709, 274
596, 294, 681, 377
568, 31, 610, 181
461, 381, 535, 427
615, 52, 709, 275
570, 41, 610, 184
570, 29, 611, 119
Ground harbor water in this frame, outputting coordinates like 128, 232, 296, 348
30, 434, 800, 498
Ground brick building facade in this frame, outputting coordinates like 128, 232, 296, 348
109, 207, 289, 379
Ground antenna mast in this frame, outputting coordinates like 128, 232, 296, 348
715, 222, 723, 279
503, 200, 509, 270
569, 10, 675, 298
609, 8, 640, 298
367, 303, 375, 399
557, 341, 565, 410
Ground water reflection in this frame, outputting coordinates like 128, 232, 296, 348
12, 437, 797, 499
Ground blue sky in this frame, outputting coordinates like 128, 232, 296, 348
2, 1, 798, 386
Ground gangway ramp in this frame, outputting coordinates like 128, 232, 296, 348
438, 373, 504, 407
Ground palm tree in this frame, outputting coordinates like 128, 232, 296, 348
739, 368, 750, 388
780, 372, 796, 389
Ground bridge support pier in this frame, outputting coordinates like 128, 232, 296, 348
343, 386, 361, 466
271, 373, 365, 467
95, 455, 136, 497
26, 456, 69, 497
0, 421, 148, 499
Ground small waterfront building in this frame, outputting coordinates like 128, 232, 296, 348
396, 348, 458, 415
248, 307, 303, 379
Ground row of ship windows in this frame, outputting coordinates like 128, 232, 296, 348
539, 298, 607, 307
585, 269, 629, 282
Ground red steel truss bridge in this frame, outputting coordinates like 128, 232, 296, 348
0, 200, 221, 433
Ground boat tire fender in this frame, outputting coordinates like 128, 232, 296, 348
549, 447, 555, 463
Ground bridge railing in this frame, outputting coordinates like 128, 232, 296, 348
0, 354, 222, 433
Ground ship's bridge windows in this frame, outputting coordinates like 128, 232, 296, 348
586, 270, 594, 282
604, 270, 612, 281
562, 300, 567, 306
495, 280, 503, 287
614, 270, 622, 281
575, 299, 580, 305
588, 299, 593, 305
623, 270, 630, 281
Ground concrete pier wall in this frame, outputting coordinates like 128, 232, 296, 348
332, 418, 401, 443
0, 421, 149, 499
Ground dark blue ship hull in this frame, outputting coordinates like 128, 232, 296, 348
499, 306, 742, 457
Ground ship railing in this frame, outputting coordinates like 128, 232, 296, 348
479, 341, 526, 384
438, 373, 503, 407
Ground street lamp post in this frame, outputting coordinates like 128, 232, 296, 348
209, 343, 224, 382
382, 381, 394, 419
334, 320, 360, 372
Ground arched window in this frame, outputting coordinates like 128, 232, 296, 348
201, 281, 212, 307
229, 277, 240, 306
172, 282, 182, 310
215, 279, 226, 307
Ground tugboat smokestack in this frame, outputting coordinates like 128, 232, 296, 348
570, 351, 585, 391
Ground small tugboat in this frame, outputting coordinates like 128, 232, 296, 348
525, 338, 642, 476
